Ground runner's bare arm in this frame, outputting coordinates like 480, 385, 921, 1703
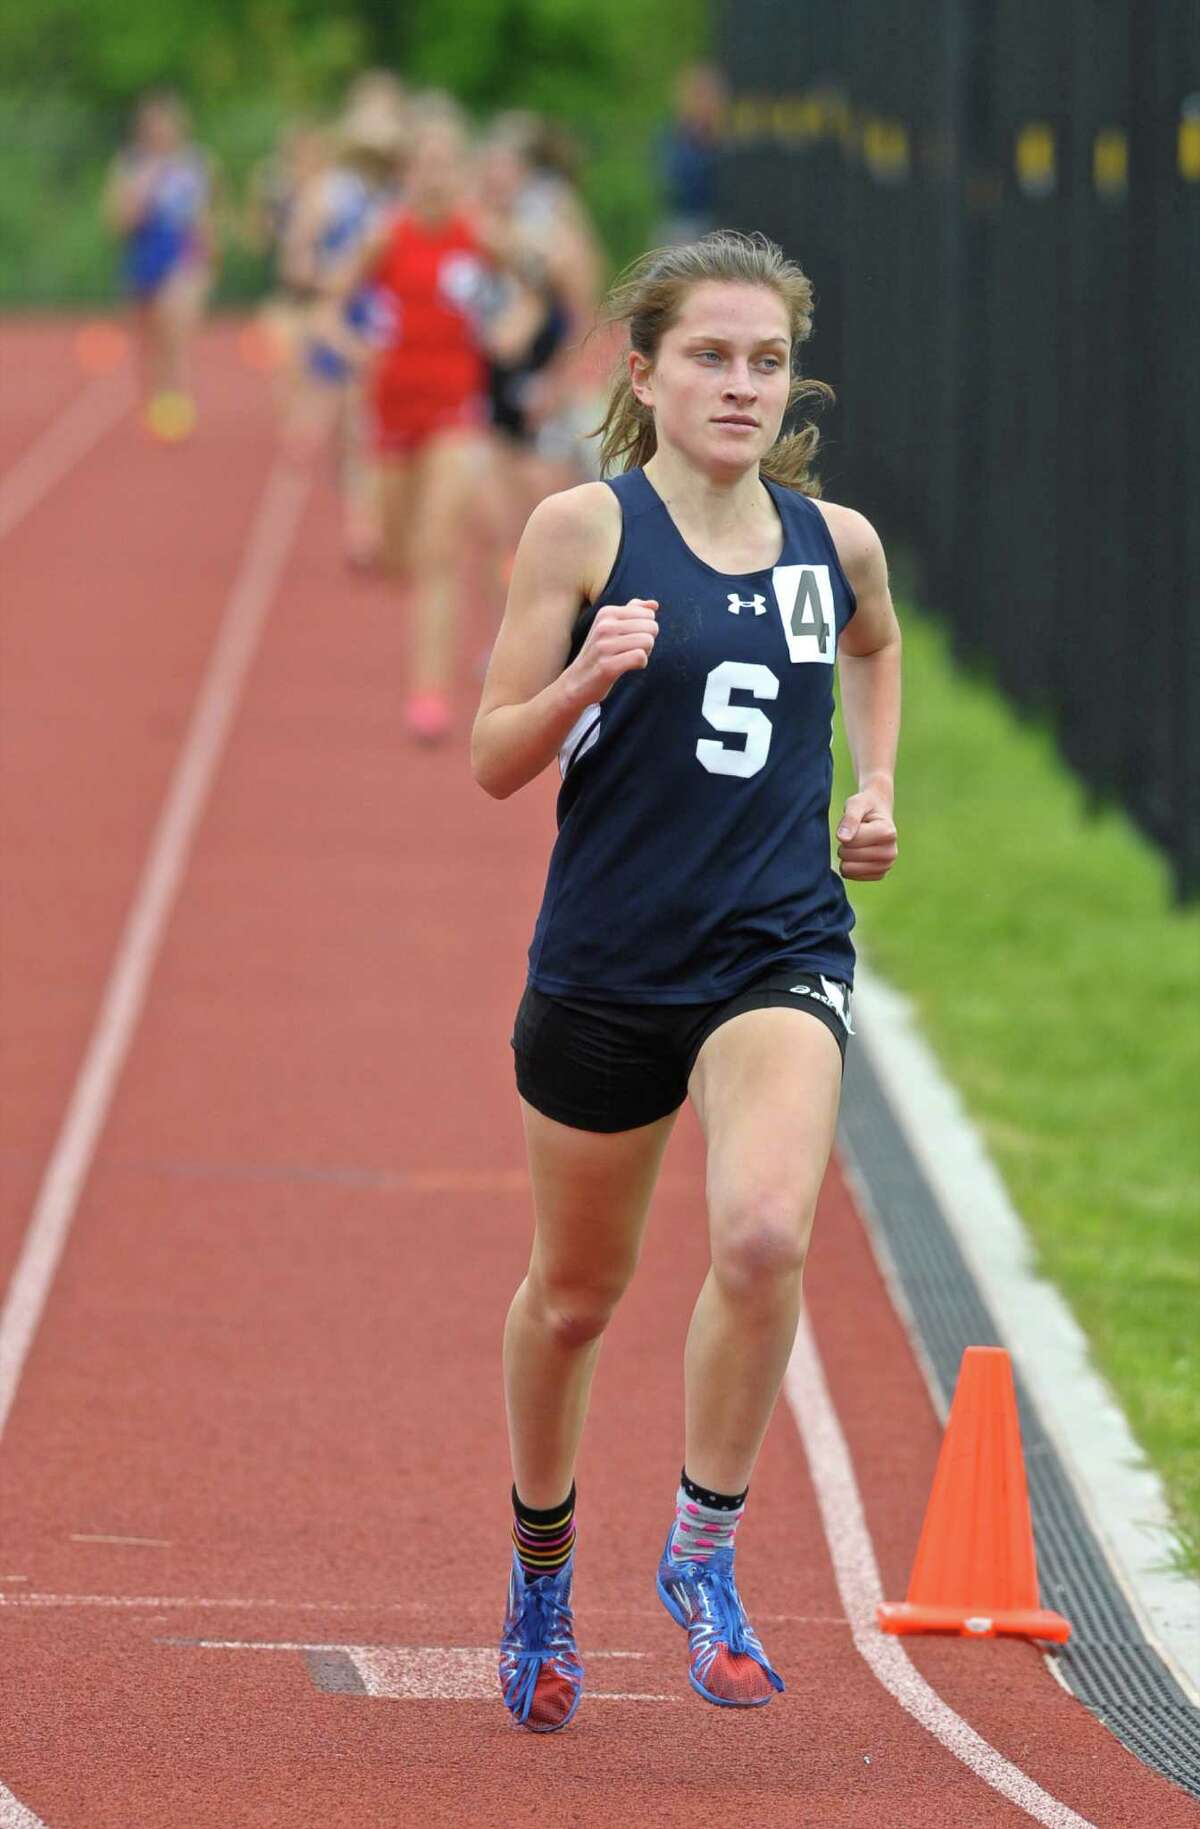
102, 158, 145, 235
819, 501, 901, 880
300, 212, 392, 349
278, 177, 327, 292
471, 485, 659, 799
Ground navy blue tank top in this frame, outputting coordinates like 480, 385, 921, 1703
527, 467, 858, 1001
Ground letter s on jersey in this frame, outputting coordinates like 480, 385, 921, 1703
696, 660, 780, 778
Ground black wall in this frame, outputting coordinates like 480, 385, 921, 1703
717, 0, 1200, 896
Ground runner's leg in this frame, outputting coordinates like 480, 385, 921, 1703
405, 429, 489, 698
506, 1099, 677, 1507
684, 1006, 842, 1494
376, 452, 415, 579
157, 264, 208, 398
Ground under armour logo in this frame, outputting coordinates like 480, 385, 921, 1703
727, 593, 768, 616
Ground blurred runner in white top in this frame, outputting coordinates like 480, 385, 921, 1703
281, 76, 410, 568
244, 118, 330, 398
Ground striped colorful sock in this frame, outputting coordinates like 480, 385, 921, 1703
668, 1468, 748, 1563
512, 1483, 576, 1580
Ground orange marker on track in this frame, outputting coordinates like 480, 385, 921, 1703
878, 1346, 1072, 1643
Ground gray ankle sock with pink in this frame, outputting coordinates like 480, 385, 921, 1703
667, 1470, 747, 1563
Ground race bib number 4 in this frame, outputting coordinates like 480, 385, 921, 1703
772, 564, 836, 665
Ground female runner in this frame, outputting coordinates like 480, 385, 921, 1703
346, 97, 498, 741
244, 119, 329, 406
472, 115, 603, 645
283, 89, 408, 565
104, 91, 215, 441
483, 115, 602, 495
471, 231, 901, 1731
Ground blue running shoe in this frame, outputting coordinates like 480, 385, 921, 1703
499, 1550, 584, 1731
656, 1534, 784, 1707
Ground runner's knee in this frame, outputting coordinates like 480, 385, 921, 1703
527, 1270, 630, 1348
710, 1192, 809, 1299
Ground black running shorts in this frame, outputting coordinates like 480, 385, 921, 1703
511, 967, 852, 1134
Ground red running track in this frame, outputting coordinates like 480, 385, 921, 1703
0, 322, 1195, 1829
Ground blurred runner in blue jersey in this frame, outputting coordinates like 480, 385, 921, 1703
104, 91, 216, 442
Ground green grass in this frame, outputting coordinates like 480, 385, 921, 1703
835, 602, 1200, 1574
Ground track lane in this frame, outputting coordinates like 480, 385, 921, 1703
0, 456, 309, 1447
0, 369, 133, 544
0, 332, 1193, 1826
0, 325, 279, 1296
0, 322, 97, 475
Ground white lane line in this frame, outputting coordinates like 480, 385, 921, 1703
0, 371, 134, 542
68, 1534, 172, 1547
0, 459, 310, 1445
176, 1640, 673, 1702
785, 1310, 1097, 1829
175, 1640, 649, 1658
0, 1787, 48, 1829
0, 1592, 396, 1612
352, 1645, 651, 1702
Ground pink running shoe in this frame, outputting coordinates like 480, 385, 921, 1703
404, 691, 452, 744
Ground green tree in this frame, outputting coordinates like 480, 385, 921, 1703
0, 0, 710, 305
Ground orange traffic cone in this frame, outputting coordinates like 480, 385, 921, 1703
878, 1346, 1071, 1642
